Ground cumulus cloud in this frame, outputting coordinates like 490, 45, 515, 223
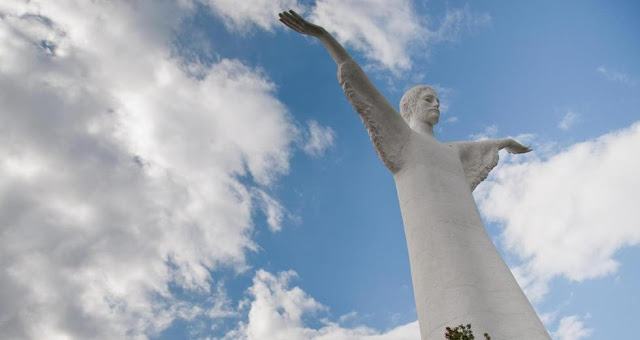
310, 0, 490, 74
552, 315, 593, 340
475, 122, 640, 303
558, 110, 580, 130
596, 65, 636, 86
0, 1, 300, 338
205, 0, 303, 33
302, 120, 336, 158
222, 270, 420, 340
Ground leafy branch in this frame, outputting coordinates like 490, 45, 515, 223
445, 324, 490, 340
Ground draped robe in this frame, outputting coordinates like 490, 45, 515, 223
338, 60, 550, 340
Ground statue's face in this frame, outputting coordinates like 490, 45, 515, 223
414, 88, 440, 126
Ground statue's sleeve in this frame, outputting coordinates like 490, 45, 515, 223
337, 60, 411, 173
447, 140, 501, 191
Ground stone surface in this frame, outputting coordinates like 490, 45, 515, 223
279, 10, 550, 340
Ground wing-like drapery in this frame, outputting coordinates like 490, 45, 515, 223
447, 140, 500, 191
337, 60, 411, 173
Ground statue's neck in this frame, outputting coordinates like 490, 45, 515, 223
410, 121, 435, 137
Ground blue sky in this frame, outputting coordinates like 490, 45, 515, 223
1, 1, 638, 339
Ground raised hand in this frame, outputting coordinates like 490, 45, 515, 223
278, 10, 325, 37
502, 138, 532, 154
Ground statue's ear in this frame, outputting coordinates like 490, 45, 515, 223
400, 102, 408, 114
399, 104, 412, 124
400, 110, 411, 124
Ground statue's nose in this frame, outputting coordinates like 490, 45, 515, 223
435, 99, 440, 108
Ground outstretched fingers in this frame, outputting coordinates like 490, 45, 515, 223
279, 15, 303, 33
283, 10, 307, 27
281, 11, 307, 30
279, 10, 322, 36
288, 10, 306, 22
279, 12, 307, 33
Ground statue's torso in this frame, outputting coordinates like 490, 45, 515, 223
335, 56, 548, 339
392, 133, 550, 340
394, 133, 481, 235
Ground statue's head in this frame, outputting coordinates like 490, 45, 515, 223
399, 85, 440, 126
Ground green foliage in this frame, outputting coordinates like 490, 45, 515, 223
444, 324, 491, 340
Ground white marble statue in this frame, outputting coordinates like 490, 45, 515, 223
279, 10, 550, 340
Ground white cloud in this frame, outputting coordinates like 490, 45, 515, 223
558, 110, 580, 130
513, 133, 537, 145
0, 1, 300, 338
552, 315, 593, 340
475, 122, 640, 303
310, 1, 490, 74
205, 0, 303, 33
255, 189, 286, 232
222, 270, 420, 340
596, 65, 636, 86
302, 120, 336, 158
431, 84, 453, 114
469, 124, 498, 140
444, 116, 459, 123
431, 5, 492, 43
540, 311, 559, 327
338, 311, 358, 324
311, 0, 423, 73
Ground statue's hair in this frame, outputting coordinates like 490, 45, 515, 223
399, 85, 436, 123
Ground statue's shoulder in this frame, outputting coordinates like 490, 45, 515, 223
445, 140, 500, 191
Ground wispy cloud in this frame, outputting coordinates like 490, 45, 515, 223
431, 84, 454, 113
302, 120, 336, 158
338, 311, 358, 324
205, 0, 303, 32
254, 189, 287, 232
430, 5, 492, 43
445, 116, 459, 123
597, 65, 636, 86
469, 124, 498, 140
558, 110, 580, 130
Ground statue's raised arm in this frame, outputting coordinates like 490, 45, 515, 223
279, 10, 411, 173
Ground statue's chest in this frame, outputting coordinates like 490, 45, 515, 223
404, 137, 463, 176
394, 137, 474, 211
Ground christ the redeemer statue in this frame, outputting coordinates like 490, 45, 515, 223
279, 10, 550, 340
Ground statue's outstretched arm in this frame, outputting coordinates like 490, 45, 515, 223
448, 138, 531, 191
279, 10, 411, 172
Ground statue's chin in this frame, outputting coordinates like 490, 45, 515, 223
424, 111, 439, 125
410, 112, 439, 129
